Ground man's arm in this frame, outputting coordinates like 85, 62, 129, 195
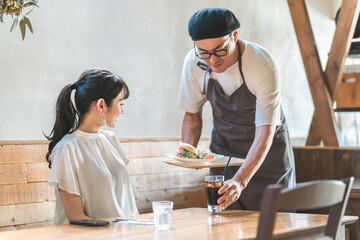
59, 189, 92, 221
217, 125, 276, 209
181, 111, 203, 147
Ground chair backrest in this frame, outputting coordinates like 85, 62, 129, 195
256, 177, 354, 240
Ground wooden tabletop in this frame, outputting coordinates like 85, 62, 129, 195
0, 208, 357, 240
162, 156, 244, 169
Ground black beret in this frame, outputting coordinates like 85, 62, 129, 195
188, 8, 240, 41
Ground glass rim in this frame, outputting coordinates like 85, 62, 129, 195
205, 175, 224, 181
152, 200, 174, 205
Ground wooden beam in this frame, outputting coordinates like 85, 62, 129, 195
306, 0, 359, 146
306, 114, 323, 146
326, 0, 360, 99
288, 0, 339, 146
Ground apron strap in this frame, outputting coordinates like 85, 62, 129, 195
202, 67, 212, 95
236, 41, 246, 85
196, 61, 213, 95
201, 41, 245, 96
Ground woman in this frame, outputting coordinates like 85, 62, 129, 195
45, 69, 138, 224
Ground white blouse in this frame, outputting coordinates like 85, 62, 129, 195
48, 129, 138, 225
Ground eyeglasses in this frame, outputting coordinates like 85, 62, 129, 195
194, 34, 231, 59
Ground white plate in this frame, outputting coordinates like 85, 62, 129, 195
166, 153, 225, 164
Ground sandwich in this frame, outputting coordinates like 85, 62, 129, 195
177, 142, 216, 159
177, 142, 199, 159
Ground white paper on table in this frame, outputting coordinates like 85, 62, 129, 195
113, 218, 155, 225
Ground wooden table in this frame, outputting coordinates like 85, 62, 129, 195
0, 208, 357, 240
162, 156, 244, 169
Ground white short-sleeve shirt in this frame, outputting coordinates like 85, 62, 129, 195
178, 40, 281, 127
48, 129, 138, 225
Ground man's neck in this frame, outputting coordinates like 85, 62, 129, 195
233, 39, 246, 64
227, 40, 241, 67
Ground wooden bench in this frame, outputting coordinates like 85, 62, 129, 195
2, 140, 360, 234
0, 138, 211, 231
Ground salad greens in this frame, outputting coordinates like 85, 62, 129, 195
183, 148, 194, 158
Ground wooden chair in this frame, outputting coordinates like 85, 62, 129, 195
256, 177, 354, 240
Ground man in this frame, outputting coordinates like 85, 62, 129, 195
178, 7, 295, 210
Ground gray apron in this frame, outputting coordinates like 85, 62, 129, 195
202, 41, 296, 210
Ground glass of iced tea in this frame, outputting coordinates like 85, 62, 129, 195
205, 175, 224, 213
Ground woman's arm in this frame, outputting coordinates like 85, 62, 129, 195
58, 188, 92, 222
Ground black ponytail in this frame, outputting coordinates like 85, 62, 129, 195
45, 69, 129, 168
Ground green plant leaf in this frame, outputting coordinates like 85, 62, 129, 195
10, 16, 19, 32
23, 16, 33, 33
23, 2, 39, 8
19, 19, 26, 40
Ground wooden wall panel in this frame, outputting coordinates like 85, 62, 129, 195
0, 145, 47, 164
135, 186, 207, 214
26, 163, 50, 183
0, 202, 55, 227
293, 147, 360, 182
0, 164, 26, 185
0, 139, 210, 161
0, 183, 55, 206
122, 140, 210, 158
127, 157, 196, 175
130, 171, 207, 192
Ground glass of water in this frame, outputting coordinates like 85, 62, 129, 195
152, 201, 173, 230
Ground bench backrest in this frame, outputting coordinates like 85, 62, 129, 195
0, 138, 210, 231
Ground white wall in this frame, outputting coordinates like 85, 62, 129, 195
0, 0, 346, 144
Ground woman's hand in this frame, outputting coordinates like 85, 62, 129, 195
217, 179, 243, 210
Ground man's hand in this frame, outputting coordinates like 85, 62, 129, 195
217, 179, 243, 210
217, 125, 276, 210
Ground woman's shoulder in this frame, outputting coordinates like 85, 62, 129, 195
98, 129, 121, 145
52, 134, 79, 153
98, 129, 117, 138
